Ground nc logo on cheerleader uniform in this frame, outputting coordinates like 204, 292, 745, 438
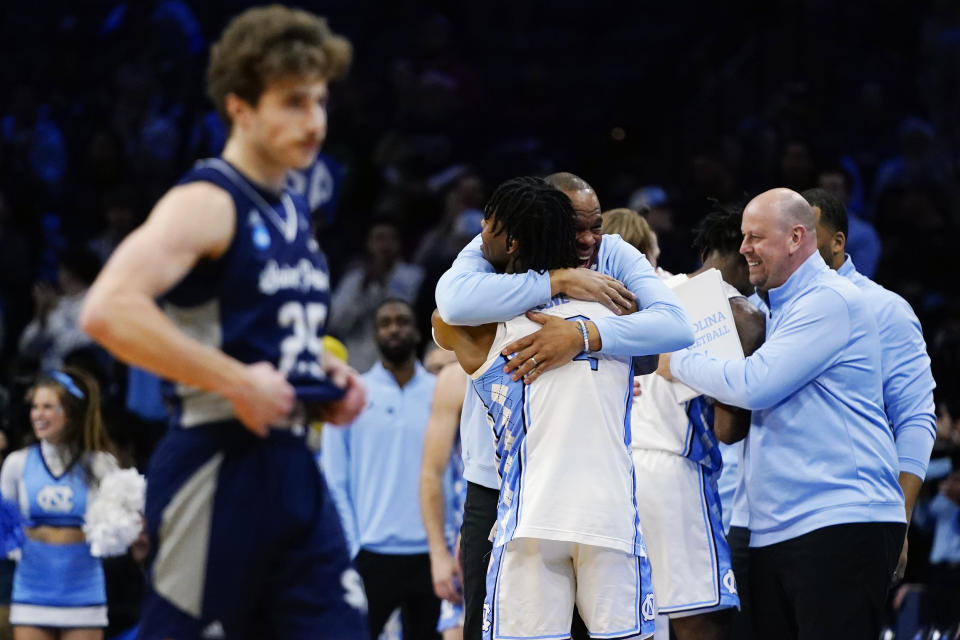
641, 593, 656, 621
36, 485, 74, 513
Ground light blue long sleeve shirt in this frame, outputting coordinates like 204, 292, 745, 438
670, 251, 905, 547
321, 361, 436, 557
435, 234, 694, 357
838, 256, 937, 480
435, 233, 694, 488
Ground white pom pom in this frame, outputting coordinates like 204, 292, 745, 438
83, 469, 146, 557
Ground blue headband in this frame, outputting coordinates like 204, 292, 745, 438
46, 371, 85, 400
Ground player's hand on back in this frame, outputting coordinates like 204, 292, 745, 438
551, 268, 636, 315
229, 362, 295, 437
501, 312, 584, 384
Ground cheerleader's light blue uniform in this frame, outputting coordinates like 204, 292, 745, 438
9, 444, 106, 627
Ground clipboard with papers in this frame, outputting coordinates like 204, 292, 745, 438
663, 268, 744, 402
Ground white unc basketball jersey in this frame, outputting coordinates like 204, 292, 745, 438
471, 296, 642, 555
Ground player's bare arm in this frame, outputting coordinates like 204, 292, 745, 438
431, 309, 496, 375
80, 182, 294, 436
420, 362, 466, 604
712, 297, 765, 444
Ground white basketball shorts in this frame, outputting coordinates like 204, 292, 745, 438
483, 537, 655, 640
632, 449, 739, 618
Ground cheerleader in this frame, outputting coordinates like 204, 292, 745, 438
0, 368, 118, 640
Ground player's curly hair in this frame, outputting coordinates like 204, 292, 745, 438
692, 202, 744, 262
207, 5, 352, 123
484, 177, 579, 273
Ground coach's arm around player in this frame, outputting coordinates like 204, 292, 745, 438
436, 173, 694, 388
437, 236, 693, 379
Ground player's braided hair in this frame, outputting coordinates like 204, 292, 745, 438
484, 177, 579, 273
692, 201, 744, 261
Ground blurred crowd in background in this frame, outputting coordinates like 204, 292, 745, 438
0, 0, 959, 635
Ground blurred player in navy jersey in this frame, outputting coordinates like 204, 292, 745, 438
80, 6, 367, 639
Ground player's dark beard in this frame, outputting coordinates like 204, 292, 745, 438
378, 336, 417, 366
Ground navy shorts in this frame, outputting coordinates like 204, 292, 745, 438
138, 422, 366, 640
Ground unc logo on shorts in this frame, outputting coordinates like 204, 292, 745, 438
482, 603, 491, 632
341, 568, 368, 612
36, 485, 74, 513
723, 569, 738, 595
641, 593, 656, 621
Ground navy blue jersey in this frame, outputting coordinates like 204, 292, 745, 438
163, 157, 343, 427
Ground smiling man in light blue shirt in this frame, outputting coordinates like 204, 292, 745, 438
658, 187, 906, 640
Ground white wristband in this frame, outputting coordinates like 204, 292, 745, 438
575, 319, 590, 353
